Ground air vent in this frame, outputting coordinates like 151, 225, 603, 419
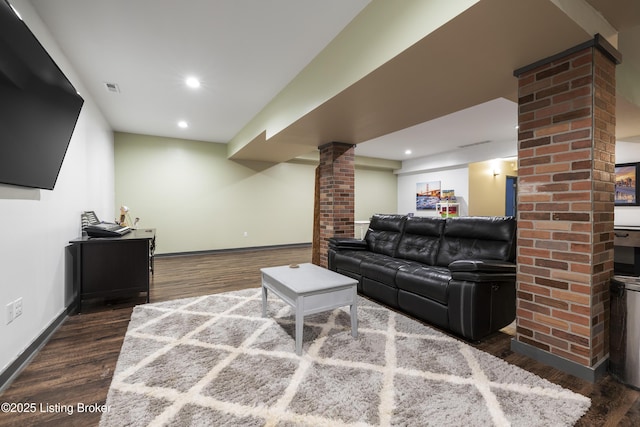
104, 82, 120, 93
457, 140, 492, 149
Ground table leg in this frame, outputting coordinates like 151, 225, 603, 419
351, 296, 358, 338
295, 296, 303, 355
261, 284, 268, 318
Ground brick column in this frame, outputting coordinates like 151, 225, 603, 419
512, 35, 620, 382
314, 142, 355, 267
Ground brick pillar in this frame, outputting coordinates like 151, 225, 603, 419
512, 35, 620, 381
314, 142, 355, 267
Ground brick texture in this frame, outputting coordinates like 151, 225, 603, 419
315, 142, 355, 267
515, 46, 616, 368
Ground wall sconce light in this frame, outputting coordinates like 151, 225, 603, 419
493, 169, 500, 177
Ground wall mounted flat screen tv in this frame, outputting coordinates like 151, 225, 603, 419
0, 0, 84, 190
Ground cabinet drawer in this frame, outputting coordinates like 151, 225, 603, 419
614, 230, 640, 247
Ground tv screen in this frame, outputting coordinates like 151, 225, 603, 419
0, 0, 84, 190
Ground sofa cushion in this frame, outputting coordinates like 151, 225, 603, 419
363, 277, 398, 308
436, 216, 516, 267
360, 256, 408, 287
365, 214, 406, 257
333, 250, 380, 275
398, 290, 449, 330
395, 264, 452, 305
396, 216, 444, 265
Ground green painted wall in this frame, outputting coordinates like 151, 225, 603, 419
115, 132, 396, 254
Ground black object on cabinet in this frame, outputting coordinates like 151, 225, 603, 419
69, 229, 155, 312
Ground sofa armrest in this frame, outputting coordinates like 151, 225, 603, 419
449, 259, 516, 282
328, 237, 368, 251
448, 278, 516, 340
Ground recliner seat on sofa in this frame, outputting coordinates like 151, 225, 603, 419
328, 214, 517, 341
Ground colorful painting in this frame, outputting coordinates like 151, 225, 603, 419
441, 189, 456, 201
615, 163, 639, 206
416, 181, 441, 210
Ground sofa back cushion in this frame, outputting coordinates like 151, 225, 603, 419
365, 214, 406, 257
435, 216, 516, 267
396, 216, 445, 265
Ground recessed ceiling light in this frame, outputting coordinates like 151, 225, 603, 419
405, 150, 412, 155
185, 77, 200, 88
178, 120, 188, 128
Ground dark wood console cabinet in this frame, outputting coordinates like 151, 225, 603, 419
69, 228, 156, 312
614, 226, 640, 276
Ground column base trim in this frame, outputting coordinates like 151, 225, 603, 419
511, 338, 608, 383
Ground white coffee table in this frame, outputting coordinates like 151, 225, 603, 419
260, 263, 358, 355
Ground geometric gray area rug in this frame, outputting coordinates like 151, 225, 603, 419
100, 288, 590, 427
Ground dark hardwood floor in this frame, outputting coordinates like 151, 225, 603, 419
0, 245, 638, 426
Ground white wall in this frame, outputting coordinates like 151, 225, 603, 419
397, 167, 469, 217
615, 140, 640, 226
0, 0, 114, 381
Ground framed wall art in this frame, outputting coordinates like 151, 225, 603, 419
416, 181, 441, 210
615, 162, 639, 206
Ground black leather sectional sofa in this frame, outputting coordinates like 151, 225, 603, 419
328, 214, 517, 341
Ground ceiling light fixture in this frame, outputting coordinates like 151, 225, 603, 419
405, 149, 412, 155
178, 120, 188, 129
185, 77, 200, 89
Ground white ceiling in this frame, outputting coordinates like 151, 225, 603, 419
354, 98, 518, 161
23, 0, 640, 162
26, 0, 370, 143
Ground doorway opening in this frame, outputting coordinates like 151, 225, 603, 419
506, 176, 517, 216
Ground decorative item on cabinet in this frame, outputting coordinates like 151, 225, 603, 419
436, 202, 459, 218
437, 189, 459, 217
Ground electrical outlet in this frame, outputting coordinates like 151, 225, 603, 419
14, 297, 22, 318
6, 302, 14, 324
243, 231, 248, 237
